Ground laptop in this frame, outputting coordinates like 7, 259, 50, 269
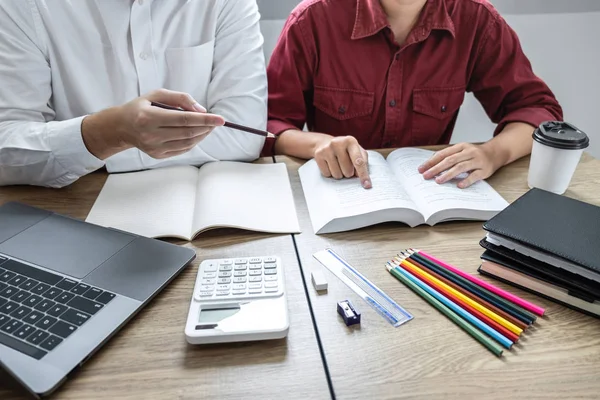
0, 202, 196, 397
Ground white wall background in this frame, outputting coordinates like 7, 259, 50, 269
258, 2, 600, 157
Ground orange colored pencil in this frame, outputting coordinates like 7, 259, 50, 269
393, 259, 519, 343
394, 257, 523, 335
399, 253, 527, 332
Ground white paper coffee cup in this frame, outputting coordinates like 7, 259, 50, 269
527, 121, 589, 194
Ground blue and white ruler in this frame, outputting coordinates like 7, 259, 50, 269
313, 248, 413, 327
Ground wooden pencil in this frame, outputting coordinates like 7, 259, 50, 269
406, 250, 536, 325
397, 252, 528, 332
386, 263, 504, 356
150, 101, 276, 138
396, 257, 523, 335
392, 257, 519, 343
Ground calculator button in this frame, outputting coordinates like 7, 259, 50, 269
216, 291, 230, 296
264, 275, 278, 282
248, 276, 262, 283
217, 278, 231, 284
233, 271, 247, 277
200, 285, 214, 292
203, 264, 218, 273
263, 263, 277, 269
234, 265, 247, 271
218, 260, 233, 266
249, 264, 262, 270
201, 279, 216, 285
199, 291, 213, 297
219, 265, 233, 271
249, 270, 262, 277
263, 257, 277, 263
234, 259, 247, 265
248, 283, 262, 289
232, 284, 246, 290
265, 287, 278, 293
264, 270, 277, 275
265, 282, 278, 288
203, 272, 217, 279
218, 271, 232, 278
233, 277, 247, 283
248, 288, 262, 294
249, 258, 262, 264
232, 290, 246, 295
216, 284, 230, 291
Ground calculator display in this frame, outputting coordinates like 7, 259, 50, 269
197, 307, 240, 324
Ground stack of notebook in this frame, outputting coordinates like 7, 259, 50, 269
478, 188, 600, 317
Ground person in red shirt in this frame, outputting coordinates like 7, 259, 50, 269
265, 0, 562, 189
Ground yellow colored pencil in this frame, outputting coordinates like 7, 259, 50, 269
394, 257, 523, 336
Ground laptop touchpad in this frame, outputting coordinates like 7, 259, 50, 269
0, 214, 135, 279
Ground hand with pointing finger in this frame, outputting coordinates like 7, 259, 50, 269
313, 136, 372, 189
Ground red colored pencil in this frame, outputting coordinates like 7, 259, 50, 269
394, 259, 518, 344
399, 252, 528, 332
394, 259, 518, 342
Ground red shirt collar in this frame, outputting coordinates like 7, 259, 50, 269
351, 0, 456, 40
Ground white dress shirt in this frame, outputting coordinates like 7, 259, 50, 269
0, 0, 267, 187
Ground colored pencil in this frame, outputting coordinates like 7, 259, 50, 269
393, 256, 520, 342
406, 251, 536, 325
386, 263, 504, 356
150, 101, 276, 138
398, 252, 528, 331
397, 257, 523, 335
392, 261, 514, 348
414, 249, 545, 316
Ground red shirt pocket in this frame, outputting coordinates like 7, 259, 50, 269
312, 86, 374, 138
411, 86, 465, 145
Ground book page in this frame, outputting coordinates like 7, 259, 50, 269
298, 151, 421, 233
85, 165, 198, 239
386, 148, 508, 221
192, 162, 300, 235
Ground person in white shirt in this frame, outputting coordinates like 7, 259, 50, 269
0, 0, 267, 187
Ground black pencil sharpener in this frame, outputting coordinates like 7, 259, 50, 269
337, 300, 361, 326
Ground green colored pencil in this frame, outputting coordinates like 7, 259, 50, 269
386, 263, 504, 357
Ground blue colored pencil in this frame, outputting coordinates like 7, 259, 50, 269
390, 264, 513, 349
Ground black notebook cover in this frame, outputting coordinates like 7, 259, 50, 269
482, 188, 600, 275
477, 266, 600, 319
480, 238, 600, 300
480, 247, 599, 302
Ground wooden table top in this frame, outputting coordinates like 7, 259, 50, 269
278, 149, 600, 400
0, 161, 330, 399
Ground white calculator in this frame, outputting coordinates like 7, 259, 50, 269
185, 256, 289, 344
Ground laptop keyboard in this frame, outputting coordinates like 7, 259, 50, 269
0, 256, 115, 360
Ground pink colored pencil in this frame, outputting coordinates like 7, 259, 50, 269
413, 249, 545, 316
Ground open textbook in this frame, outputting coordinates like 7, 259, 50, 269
86, 162, 300, 240
299, 148, 509, 234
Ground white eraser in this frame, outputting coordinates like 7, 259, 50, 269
311, 271, 328, 291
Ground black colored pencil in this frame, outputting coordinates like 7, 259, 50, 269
150, 101, 275, 138
406, 251, 536, 325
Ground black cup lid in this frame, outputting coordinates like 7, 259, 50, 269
533, 121, 589, 150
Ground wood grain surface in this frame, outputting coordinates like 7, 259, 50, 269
278, 149, 600, 400
0, 161, 330, 400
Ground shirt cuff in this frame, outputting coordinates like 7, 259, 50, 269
494, 108, 561, 136
45, 116, 105, 178
261, 119, 300, 156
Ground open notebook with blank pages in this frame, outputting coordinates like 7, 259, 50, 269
85, 162, 300, 240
